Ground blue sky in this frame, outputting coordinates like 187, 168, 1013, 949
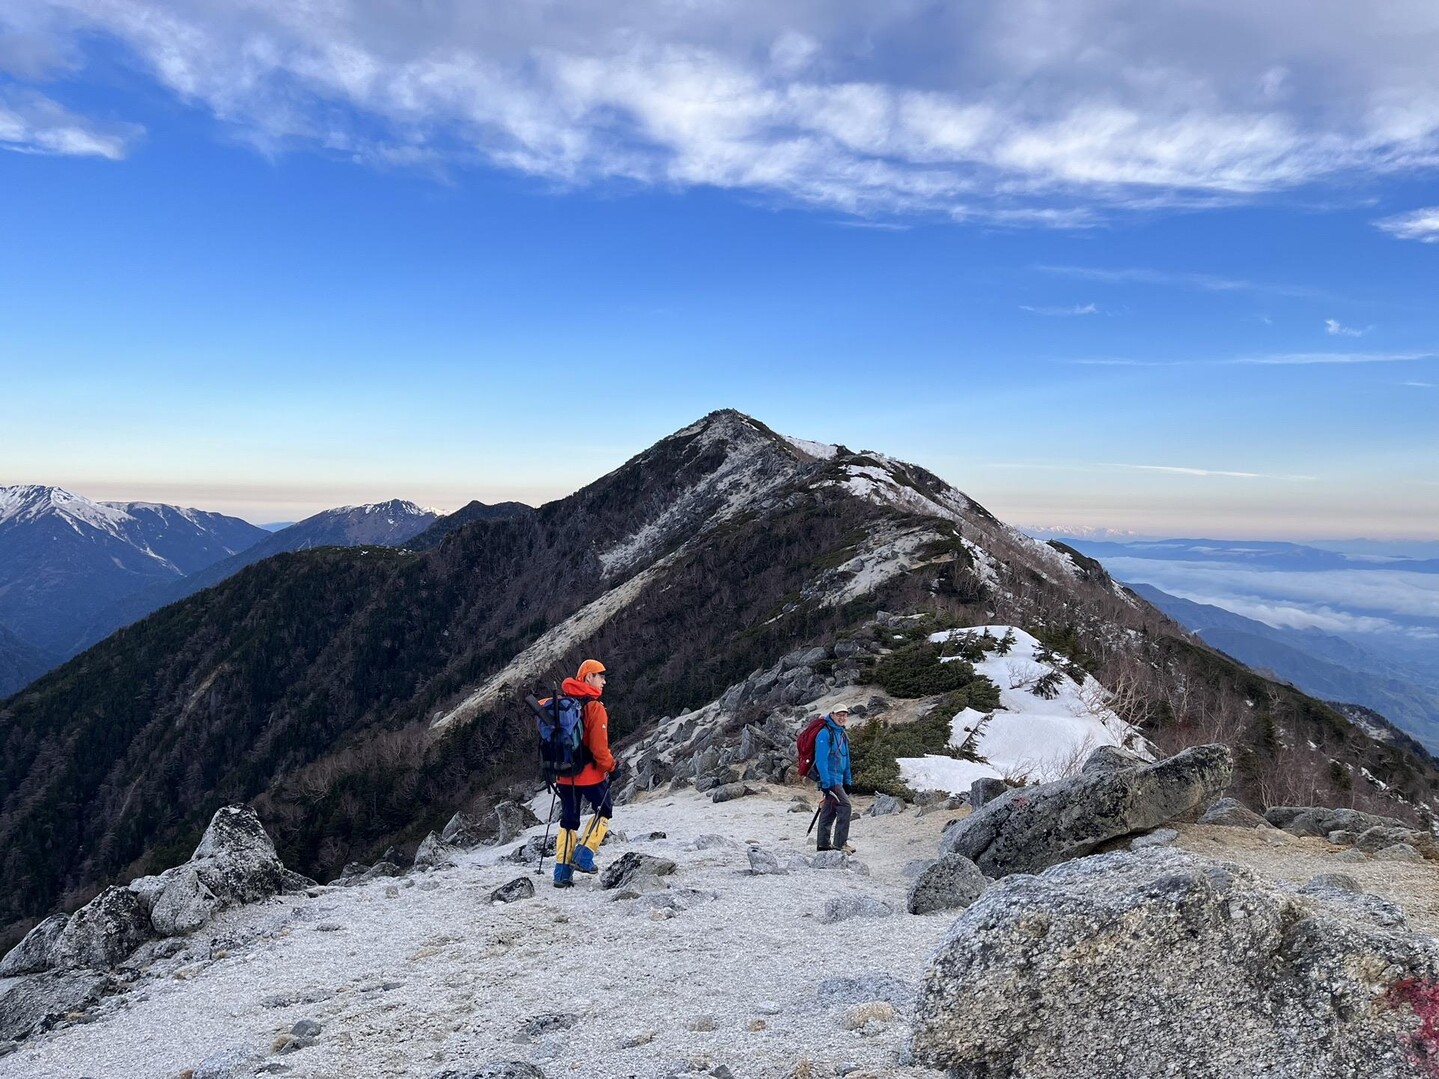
1, 2, 1437, 537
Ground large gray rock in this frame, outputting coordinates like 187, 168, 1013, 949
128, 804, 289, 937
912, 847, 1439, 1079
907, 854, 989, 915
1199, 796, 1268, 829
442, 800, 541, 849
148, 865, 222, 936
189, 804, 288, 903
1267, 805, 1411, 837
941, 744, 1232, 877
968, 777, 1007, 809
50, 887, 151, 970
414, 832, 459, 870
0, 915, 68, 977
0, 970, 113, 1042
1080, 744, 1147, 773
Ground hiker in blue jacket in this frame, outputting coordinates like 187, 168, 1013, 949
815, 705, 855, 854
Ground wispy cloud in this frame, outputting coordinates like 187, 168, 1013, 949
1375, 207, 1439, 243
1229, 351, 1437, 366
0, 87, 141, 159
1404, 381, 1436, 388
988, 461, 1315, 482
1020, 303, 1099, 316
1109, 463, 1316, 481
1036, 264, 1330, 300
1324, 318, 1366, 337
9, 3, 1439, 221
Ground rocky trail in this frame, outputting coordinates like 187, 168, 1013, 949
8, 764, 1439, 1079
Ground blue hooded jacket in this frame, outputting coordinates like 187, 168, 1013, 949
814, 715, 853, 790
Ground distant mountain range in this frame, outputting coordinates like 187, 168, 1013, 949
1128, 583, 1439, 752
0, 488, 448, 696
0, 486, 269, 662
73, 499, 444, 654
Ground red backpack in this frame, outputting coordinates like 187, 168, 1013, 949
795, 716, 827, 781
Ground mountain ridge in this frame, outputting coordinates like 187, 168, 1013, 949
2, 409, 1433, 952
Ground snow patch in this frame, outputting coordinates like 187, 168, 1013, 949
896, 626, 1149, 793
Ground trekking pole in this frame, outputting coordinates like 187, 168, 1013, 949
806, 788, 835, 837
536, 784, 558, 877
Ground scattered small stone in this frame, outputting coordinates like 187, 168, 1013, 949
787, 804, 810, 814
747, 1019, 767, 1032
1376, 843, 1423, 863
819, 896, 894, 924
1334, 849, 1367, 864
517, 1012, 579, 1041
315, 923, 343, 932
865, 794, 905, 817
842, 1001, 897, 1030
290, 1019, 322, 1038
491, 878, 536, 903
384, 885, 401, 898
620, 1031, 655, 1048
747, 848, 786, 875
271, 1034, 302, 1055
645, 831, 668, 840
419, 880, 440, 891
755, 1001, 783, 1015
687, 1015, 718, 1032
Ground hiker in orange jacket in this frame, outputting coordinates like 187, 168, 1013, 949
553, 659, 617, 888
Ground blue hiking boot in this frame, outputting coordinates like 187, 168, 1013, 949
552, 862, 574, 888
572, 845, 597, 874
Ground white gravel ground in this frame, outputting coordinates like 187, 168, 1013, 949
1, 788, 959, 1079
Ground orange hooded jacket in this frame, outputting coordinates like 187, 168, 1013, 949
556, 676, 615, 787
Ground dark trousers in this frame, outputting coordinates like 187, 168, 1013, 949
557, 781, 613, 830
816, 786, 852, 850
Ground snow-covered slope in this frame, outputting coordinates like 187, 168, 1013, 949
0, 789, 956, 1079
896, 627, 1150, 793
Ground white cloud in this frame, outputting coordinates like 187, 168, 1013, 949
1230, 350, 1437, 365
1324, 318, 1365, 337
1104, 558, 1439, 624
9, 1, 1439, 220
1020, 303, 1098, 316
1109, 463, 1316, 481
1037, 264, 1328, 299
0, 86, 141, 159
1375, 206, 1439, 242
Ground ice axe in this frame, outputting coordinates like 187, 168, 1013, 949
806, 788, 836, 837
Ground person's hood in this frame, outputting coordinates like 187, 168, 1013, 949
563, 676, 601, 699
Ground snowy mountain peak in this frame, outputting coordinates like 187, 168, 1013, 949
0, 484, 133, 533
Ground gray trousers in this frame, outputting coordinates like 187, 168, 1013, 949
816, 786, 852, 850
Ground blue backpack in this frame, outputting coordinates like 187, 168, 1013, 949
527, 691, 591, 781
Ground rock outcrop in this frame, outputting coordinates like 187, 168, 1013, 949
1, 805, 302, 1008
940, 744, 1232, 877
906, 854, 989, 915
912, 846, 1439, 1079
